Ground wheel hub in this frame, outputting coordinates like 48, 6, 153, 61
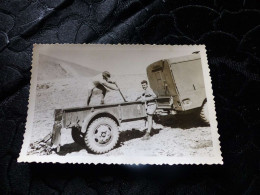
94, 125, 112, 144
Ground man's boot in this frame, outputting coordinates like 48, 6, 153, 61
142, 132, 151, 140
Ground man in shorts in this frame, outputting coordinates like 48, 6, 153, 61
87, 71, 119, 106
136, 80, 157, 140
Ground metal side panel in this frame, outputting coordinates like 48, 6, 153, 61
120, 103, 147, 120
169, 57, 206, 110
64, 110, 90, 128
147, 60, 182, 111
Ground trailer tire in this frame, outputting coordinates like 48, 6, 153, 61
85, 117, 119, 154
200, 101, 210, 125
71, 127, 85, 147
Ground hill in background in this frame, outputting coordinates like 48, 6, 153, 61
38, 54, 101, 81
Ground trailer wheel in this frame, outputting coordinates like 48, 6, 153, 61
85, 117, 119, 154
71, 127, 85, 147
200, 101, 210, 125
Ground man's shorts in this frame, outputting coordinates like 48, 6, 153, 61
146, 103, 157, 115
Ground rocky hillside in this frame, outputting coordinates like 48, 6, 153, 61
38, 54, 100, 80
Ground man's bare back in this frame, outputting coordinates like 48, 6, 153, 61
87, 71, 118, 105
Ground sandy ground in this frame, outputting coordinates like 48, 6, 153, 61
48, 125, 213, 157
28, 75, 214, 157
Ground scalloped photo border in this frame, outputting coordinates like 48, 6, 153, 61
18, 44, 222, 165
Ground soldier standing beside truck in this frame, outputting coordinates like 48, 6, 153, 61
87, 71, 119, 106
136, 80, 157, 140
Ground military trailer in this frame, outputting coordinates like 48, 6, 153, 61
49, 53, 209, 154
147, 53, 209, 123
51, 102, 148, 154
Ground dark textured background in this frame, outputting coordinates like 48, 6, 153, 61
0, 0, 259, 194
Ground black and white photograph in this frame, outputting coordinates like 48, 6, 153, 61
18, 44, 222, 164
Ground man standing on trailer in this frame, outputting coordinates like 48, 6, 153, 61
87, 71, 119, 106
136, 80, 157, 140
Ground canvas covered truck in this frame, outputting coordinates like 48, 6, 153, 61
32, 53, 209, 154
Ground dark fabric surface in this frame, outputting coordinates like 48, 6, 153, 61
0, 0, 259, 194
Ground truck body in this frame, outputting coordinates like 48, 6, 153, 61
147, 53, 206, 112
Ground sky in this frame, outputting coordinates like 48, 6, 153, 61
37, 44, 202, 75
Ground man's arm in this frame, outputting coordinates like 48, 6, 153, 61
136, 91, 146, 101
107, 80, 116, 84
135, 96, 141, 101
144, 89, 157, 101
106, 77, 116, 84
101, 82, 118, 90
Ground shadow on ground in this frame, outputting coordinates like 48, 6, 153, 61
154, 109, 209, 129
57, 142, 85, 156
115, 127, 163, 148
57, 111, 209, 155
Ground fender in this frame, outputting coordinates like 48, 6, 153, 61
81, 110, 120, 134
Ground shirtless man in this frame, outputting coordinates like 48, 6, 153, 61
136, 80, 157, 140
87, 71, 118, 106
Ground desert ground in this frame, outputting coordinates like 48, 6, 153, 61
28, 73, 214, 157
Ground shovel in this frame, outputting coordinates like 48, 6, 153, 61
115, 83, 127, 102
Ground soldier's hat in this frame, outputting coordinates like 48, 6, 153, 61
102, 71, 111, 78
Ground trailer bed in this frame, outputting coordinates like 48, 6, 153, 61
58, 101, 147, 129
